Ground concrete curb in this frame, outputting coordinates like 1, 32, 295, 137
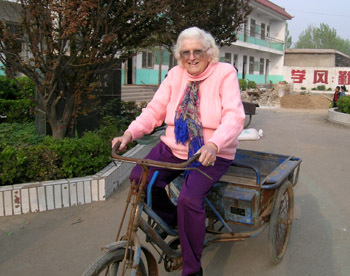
0, 134, 160, 217
328, 108, 350, 126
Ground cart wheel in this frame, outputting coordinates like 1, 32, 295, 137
268, 181, 294, 264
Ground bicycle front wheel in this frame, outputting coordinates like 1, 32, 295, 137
82, 248, 147, 276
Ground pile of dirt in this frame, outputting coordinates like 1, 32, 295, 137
241, 86, 332, 109
241, 88, 280, 107
280, 94, 331, 109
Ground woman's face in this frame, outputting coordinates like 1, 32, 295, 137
180, 39, 210, 76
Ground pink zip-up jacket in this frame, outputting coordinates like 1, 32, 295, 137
126, 62, 245, 160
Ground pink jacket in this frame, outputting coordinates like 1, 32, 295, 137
126, 62, 245, 160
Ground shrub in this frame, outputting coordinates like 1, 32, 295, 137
239, 79, 247, 91
311, 88, 317, 90
0, 76, 34, 99
247, 80, 256, 89
317, 85, 326, 91
336, 95, 350, 114
0, 122, 43, 150
327, 88, 332, 91
301, 87, 306, 90
0, 132, 110, 185
0, 76, 35, 122
0, 99, 144, 185
0, 98, 35, 122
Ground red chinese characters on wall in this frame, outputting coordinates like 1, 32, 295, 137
313, 70, 328, 84
290, 69, 350, 85
291, 70, 306, 83
338, 71, 350, 85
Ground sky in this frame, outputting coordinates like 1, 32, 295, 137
270, 0, 350, 44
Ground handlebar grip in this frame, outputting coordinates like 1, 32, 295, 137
111, 141, 122, 158
188, 153, 201, 164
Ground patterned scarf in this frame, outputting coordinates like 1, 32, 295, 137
174, 81, 204, 166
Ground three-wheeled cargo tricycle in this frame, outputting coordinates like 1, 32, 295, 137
82, 146, 302, 276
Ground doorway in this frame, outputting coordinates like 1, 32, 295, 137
242, 55, 247, 79
127, 57, 133, 84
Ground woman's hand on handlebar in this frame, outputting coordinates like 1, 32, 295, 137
111, 132, 132, 153
197, 142, 218, 167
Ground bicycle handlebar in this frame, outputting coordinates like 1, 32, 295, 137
111, 142, 212, 180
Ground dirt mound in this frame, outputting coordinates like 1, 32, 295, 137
280, 94, 331, 109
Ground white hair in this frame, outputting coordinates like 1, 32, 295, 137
173, 27, 220, 67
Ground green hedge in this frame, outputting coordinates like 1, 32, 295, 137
239, 79, 247, 91
0, 98, 35, 122
336, 95, 350, 114
239, 79, 257, 91
0, 122, 43, 149
0, 76, 35, 122
0, 76, 35, 99
0, 99, 145, 186
247, 80, 256, 89
0, 132, 110, 185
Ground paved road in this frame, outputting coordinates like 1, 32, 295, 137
1, 108, 350, 276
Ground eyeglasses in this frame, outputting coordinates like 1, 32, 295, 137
180, 48, 209, 59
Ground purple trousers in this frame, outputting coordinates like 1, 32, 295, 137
130, 142, 232, 276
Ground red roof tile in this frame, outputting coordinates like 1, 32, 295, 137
254, 0, 293, 19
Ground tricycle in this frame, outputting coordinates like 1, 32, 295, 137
82, 145, 302, 275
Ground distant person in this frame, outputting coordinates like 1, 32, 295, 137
341, 85, 347, 94
332, 86, 345, 107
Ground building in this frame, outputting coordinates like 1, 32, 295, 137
0, 1, 23, 76
284, 49, 350, 90
122, 0, 293, 86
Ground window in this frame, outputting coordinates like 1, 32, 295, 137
261, 23, 266, 40
260, 58, 264, 75
142, 49, 154, 68
234, 54, 238, 66
267, 25, 270, 38
6, 22, 23, 36
254, 61, 259, 72
250, 19, 256, 37
249, 56, 254, 74
224, 53, 232, 63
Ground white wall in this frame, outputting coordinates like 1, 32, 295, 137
284, 66, 350, 90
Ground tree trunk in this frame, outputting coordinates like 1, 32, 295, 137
46, 94, 75, 139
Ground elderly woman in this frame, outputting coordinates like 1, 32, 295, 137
112, 26, 245, 276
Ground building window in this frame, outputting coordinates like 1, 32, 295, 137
250, 19, 256, 37
6, 22, 23, 36
260, 58, 264, 75
234, 54, 238, 66
249, 56, 254, 74
142, 49, 154, 68
261, 23, 266, 40
267, 25, 270, 38
224, 53, 232, 63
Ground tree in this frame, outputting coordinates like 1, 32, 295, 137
294, 23, 350, 55
0, 0, 165, 139
157, 0, 253, 53
285, 22, 292, 49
